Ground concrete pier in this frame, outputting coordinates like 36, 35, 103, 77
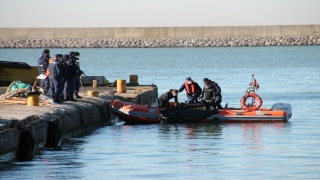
0, 85, 158, 157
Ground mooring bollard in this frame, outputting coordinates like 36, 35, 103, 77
93, 80, 99, 88
27, 92, 41, 106
130, 75, 138, 83
117, 79, 126, 93
87, 91, 99, 97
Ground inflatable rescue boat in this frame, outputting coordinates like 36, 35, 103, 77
110, 75, 292, 124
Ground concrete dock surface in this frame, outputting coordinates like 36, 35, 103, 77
0, 85, 158, 157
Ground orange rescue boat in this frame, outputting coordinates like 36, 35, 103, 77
110, 74, 292, 124
110, 100, 292, 124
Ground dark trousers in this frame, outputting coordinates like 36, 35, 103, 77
41, 77, 49, 89
74, 77, 80, 94
49, 76, 61, 99
65, 77, 75, 98
214, 96, 223, 109
204, 100, 215, 109
158, 100, 170, 109
59, 78, 67, 97
187, 93, 200, 104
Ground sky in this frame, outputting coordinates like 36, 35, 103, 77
0, 0, 319, 27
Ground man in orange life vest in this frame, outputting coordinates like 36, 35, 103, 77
178, 77, 202, 104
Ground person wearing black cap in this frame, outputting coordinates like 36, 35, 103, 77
38, 49, 50, 94
65, 51, 78, 101
200, 78, 216, 109
158, 89, 179, 109
73, 52, 83, 98
48, 54, 63, 103
58, 54, 69, 100
200, 78, 223, 109
178, 77, 202, 104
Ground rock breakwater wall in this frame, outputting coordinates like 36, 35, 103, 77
1, 36, 319, 48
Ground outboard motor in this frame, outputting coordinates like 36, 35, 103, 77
271, 103, 292, 120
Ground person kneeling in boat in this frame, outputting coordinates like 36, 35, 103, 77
178, 77, 202, 104
202, 78, 223, 109
158, 89, 179, 109
200, 78, 216, 109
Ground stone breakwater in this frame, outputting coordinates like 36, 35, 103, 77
0, 36, 319, 48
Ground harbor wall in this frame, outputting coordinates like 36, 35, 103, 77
0, 25, 319, 39
0, 25, 319, 48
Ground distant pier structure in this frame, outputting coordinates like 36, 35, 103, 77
0, 25, 319, 48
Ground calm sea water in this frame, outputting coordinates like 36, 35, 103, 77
0, 46, 319, 179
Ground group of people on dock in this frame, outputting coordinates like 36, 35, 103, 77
38, 49, 83, 103
159, 77, 223, 110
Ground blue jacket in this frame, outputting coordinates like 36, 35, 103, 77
48, 60, 61, 77
59, 61, 69, 78
38, 55, 49, 74
67, 58, 78, 77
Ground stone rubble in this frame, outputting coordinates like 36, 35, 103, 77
0, 36, 319, 48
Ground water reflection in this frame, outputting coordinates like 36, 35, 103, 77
235, 122, 292, 153
0, 141, 85, 179
157, 123, 222, 139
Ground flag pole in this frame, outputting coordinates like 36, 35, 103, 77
251, 72, 255, 106
251, 72, 255, 93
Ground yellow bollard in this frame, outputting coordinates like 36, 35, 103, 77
27, 92, 40, 106
130, 75, 138, 83
117, 79, 126, 93
87, 91, 99, 97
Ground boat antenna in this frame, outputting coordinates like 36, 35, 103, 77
251, 72, 255, 93
251, 72, 254, 83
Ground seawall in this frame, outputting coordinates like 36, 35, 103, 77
0, 25, 319, 48
1, 25, 319, 39
0, 36, 319, 48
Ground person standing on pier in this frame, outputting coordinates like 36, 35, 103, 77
178, 77, 202, 104
38, 49, 50, 94
158, 89, 179, 109
74, 52, 83, 98
65, 51, 78, 102
48, 54, 63, 103
58, 54, 69, 100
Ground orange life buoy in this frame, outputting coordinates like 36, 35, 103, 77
240, 93, 263, 111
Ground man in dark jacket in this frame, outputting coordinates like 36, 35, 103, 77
158, 89, 179, 109
200, 78, 216, 109
201, 78, 223, 109
74, 52, 83, 98
48, 54, 63, 103
58, 54, 69, 100
65, 51, 78, 102
38, 49, 50, 94
178, 77, 202, 104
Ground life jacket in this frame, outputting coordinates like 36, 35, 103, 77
184, 81, 195, 94
45, 58, 55, 77
45, 68, 50, 77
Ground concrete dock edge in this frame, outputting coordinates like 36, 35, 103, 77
0, 85, 158, 158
